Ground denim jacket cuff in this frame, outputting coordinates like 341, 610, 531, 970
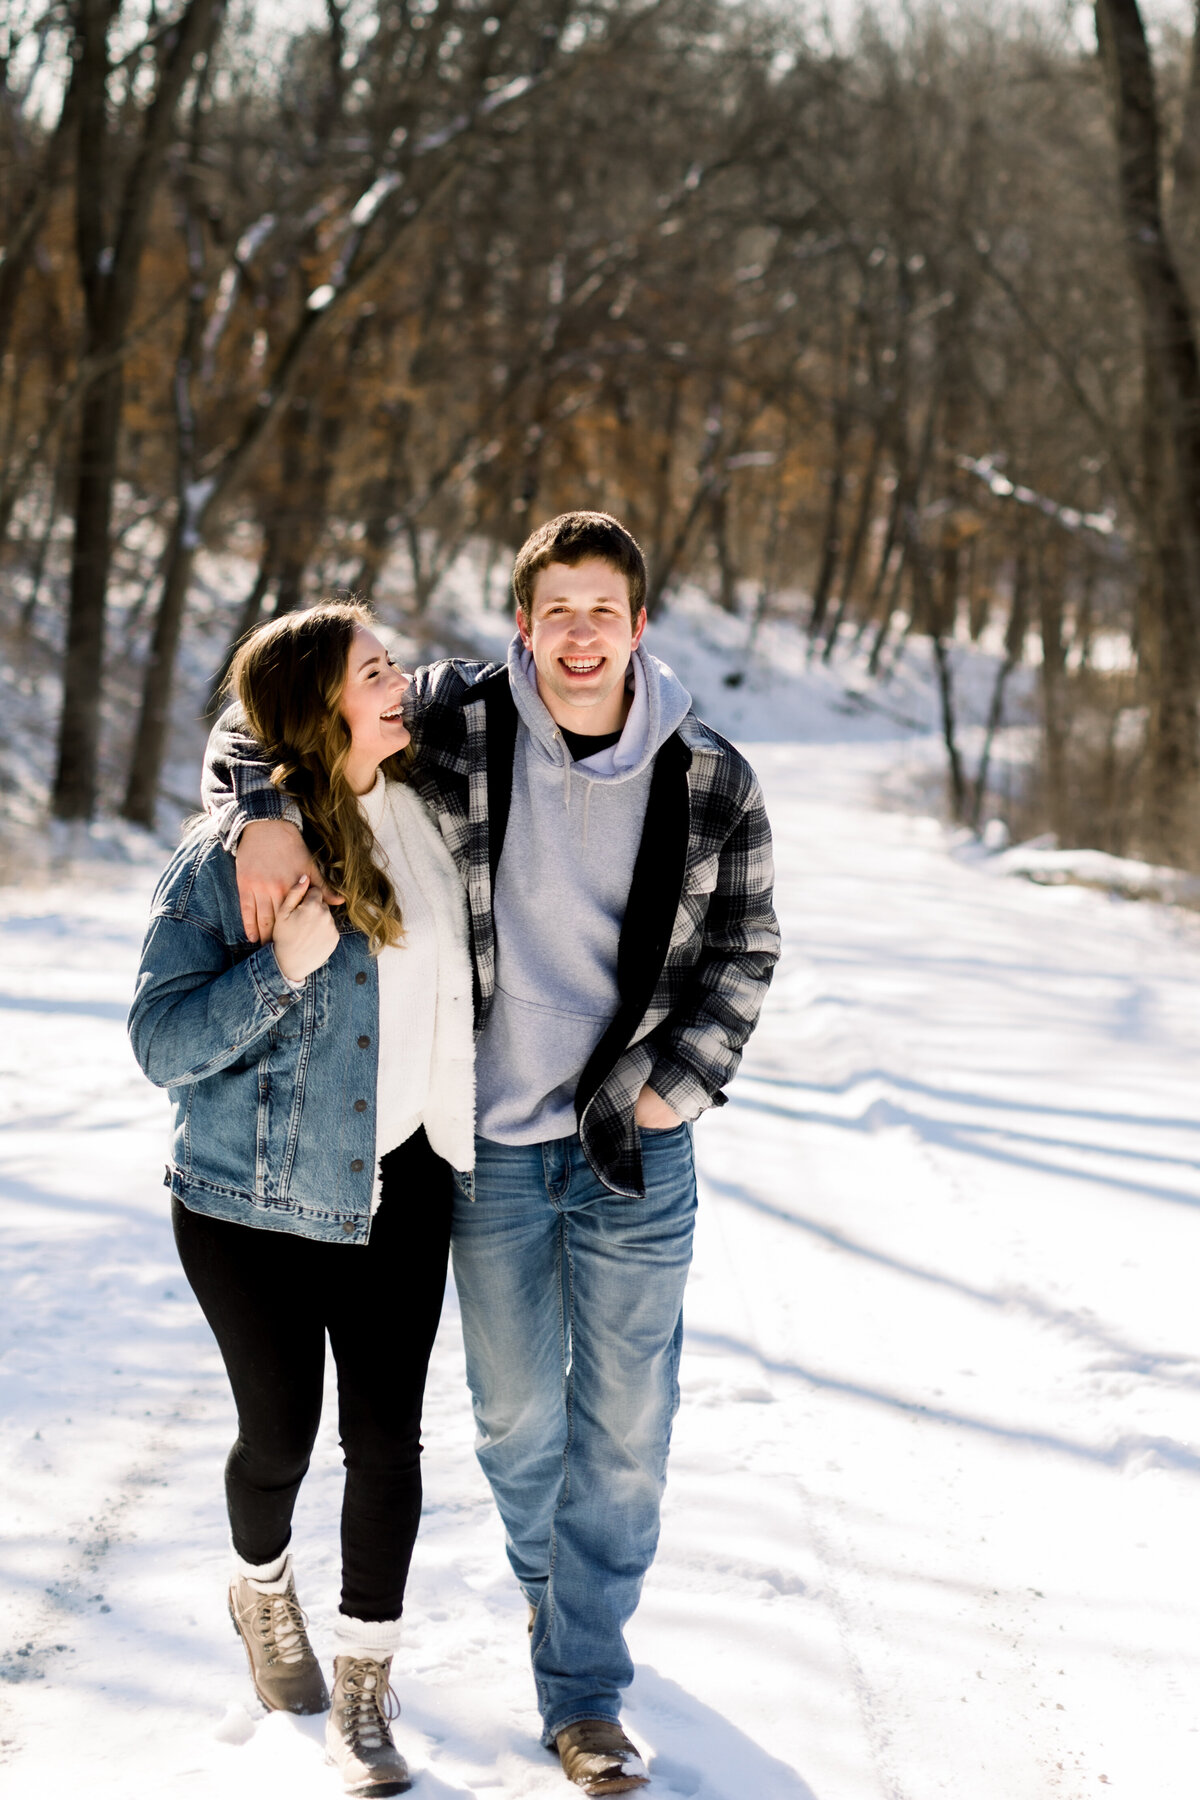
248, 944, 304, 1015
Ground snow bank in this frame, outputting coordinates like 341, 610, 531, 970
992, 842, 1200, 910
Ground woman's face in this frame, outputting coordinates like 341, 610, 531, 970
339, 626, 411, 791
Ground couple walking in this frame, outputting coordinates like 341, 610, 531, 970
128, 511, 780, 1797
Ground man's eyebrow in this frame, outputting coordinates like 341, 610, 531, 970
538, 594, 622, 607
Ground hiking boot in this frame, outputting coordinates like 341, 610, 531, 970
228, 1554, 329, 1715
325, 1654, 411, 1796
555, 1720, 650, 1795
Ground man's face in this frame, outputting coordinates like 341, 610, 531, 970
518, 557, 647, 734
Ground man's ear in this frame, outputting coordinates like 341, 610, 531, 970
630, 607, 648, 651
516, 606, 533, 651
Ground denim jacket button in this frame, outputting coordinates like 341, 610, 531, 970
355, 971, 367, 985
350, 1158, 364, 1172
357, 1035, 370, 1048
353, 1098, 367, 1112
342, 1221, 355, 1234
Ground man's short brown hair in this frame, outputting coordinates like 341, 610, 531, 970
511, 511, 647, 624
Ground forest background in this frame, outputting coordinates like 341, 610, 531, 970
4, 0, 1200, 863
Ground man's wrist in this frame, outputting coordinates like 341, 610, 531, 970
221, 799, 304, 856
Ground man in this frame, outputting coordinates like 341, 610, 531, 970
204, 511, 779, 1795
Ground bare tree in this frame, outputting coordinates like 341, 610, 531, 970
1095, 0, 1200, 856
52, 0, 227, 821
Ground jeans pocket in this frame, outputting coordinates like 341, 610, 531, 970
452, 1166, 476, 1202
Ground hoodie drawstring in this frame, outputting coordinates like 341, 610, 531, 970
554, 730, 594, 845
556, 732, 573, 811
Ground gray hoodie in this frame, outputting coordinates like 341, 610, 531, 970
474, 635, 693, 1144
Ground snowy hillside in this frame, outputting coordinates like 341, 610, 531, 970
3, 578, 1199, 1799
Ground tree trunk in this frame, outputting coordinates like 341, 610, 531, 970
971, 545, 1030, 830
966, 536, 991, 642
710, 483, 738, 612
931, 630, 967, 821
909, 495, 966, 819
807, 406, 849, 645
348, 402, 413, 600
122, 516, 196, 826
646, 376, 684, 592
52, 368, 123, 818
644, 397, 728, 619
272, 554, 307, 619
1037, 539, 1070, 842
856, 462, 906, 644
18, 431, 70, 636
866, 536, 910, 678
204, 548, 277, 718
1096, 0, 1200, 854
0, 71, 77, 365
822, 420, 884, 663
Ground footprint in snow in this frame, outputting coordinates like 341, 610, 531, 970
647, 1755, 702, 1796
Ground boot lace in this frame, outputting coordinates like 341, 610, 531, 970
338, 1658, 400, 1754
253, 1591, 312, 1666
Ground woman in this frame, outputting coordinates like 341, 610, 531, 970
129, 603, 474, 1798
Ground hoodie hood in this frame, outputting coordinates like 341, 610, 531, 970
506, 632, 692, 787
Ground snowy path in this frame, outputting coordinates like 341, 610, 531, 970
3, 733, 1200, 1800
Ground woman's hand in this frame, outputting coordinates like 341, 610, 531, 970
272, 874, 340, 982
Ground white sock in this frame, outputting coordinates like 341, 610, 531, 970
233, 1546, 291, 1591
332, 1614, 403, 1661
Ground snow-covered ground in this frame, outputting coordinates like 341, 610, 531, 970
3, 604, 1200, 1799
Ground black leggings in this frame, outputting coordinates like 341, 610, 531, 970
172, 1128, 452, 1621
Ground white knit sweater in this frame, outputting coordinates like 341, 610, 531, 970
358, 775, 475, 1202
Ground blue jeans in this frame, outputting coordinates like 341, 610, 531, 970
451, 1124, 697, 1742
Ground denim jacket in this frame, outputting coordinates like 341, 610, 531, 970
128, 825, 381, 1245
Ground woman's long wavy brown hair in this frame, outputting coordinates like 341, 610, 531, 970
227, 602, 407, 952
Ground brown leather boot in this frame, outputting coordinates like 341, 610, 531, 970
325, 1654, 411, 1796
228, 1554, 329, 1715
555, 1719, 650, 1794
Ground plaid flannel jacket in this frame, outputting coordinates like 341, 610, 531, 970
203, 654, 780, 1197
